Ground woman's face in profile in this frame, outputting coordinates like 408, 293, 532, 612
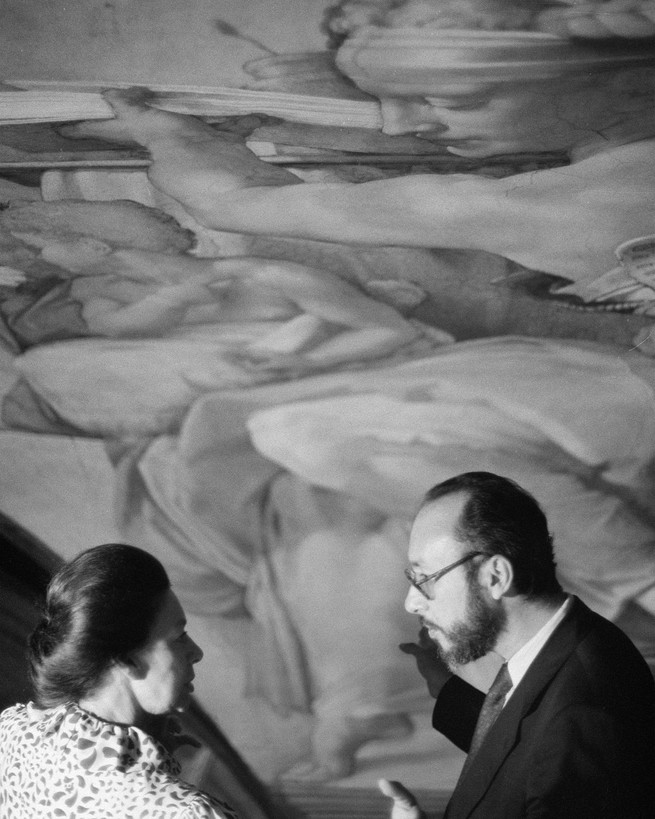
129, 589, 203, 716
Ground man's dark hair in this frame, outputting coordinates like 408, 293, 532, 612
29, 543, 170, 708
422, 472, 562, 598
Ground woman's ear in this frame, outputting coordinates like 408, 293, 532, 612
118, 652, 146, 679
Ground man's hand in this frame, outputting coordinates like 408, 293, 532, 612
399, 627, 452, 698
378, 778, 426, 819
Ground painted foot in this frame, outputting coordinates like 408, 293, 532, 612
281, 713, 414, 782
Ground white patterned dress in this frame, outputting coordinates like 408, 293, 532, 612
0, 702, 239, 818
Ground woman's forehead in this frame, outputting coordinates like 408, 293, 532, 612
148, 589, 186, 637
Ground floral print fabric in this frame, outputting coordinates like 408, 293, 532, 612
0, 702, 238, 818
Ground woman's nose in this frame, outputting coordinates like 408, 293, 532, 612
189, 638, 204, 664
379, 98, 447, 136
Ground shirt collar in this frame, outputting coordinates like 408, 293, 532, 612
505, 595, 572, 700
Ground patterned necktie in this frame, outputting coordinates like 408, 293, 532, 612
457, 662, 513, 781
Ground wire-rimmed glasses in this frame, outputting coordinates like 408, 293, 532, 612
404, 551, 487, 599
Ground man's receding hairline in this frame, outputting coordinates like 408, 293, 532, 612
419, 487, 471, 516
416, 488, 472, 548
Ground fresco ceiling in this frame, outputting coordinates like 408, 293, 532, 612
0, 2, 654, 816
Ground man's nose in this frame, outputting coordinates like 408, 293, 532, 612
404, 585, 427, 614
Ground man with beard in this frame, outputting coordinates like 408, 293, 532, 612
380, 471, 655, 819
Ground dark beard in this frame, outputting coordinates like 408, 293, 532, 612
432, 581, 506, 667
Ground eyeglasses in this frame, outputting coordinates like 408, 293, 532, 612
404, 551, 487, 599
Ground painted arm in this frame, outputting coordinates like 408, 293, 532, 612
242, 259, 425, 370
66, 91, 501, 253
79, 282, 211, 336
73, 90, 655, 282
182, 153, 655, 282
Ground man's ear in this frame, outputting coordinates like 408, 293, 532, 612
484, 555, 514, 600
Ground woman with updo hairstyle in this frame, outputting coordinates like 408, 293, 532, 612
29, 543, 170, 708
0, 543, 239, 819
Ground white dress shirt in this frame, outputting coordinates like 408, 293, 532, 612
504, 595, 573, 704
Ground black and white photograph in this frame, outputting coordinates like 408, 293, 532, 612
0, 2, 654, 817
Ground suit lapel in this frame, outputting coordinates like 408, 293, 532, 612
445, 597, 593, 819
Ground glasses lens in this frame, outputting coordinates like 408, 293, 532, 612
406, 571, 429, 598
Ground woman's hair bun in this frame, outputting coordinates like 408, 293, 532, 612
28, 543, 170, 708
29, 613, 57, 660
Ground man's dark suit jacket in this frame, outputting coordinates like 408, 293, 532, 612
432, 596, 655, 818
